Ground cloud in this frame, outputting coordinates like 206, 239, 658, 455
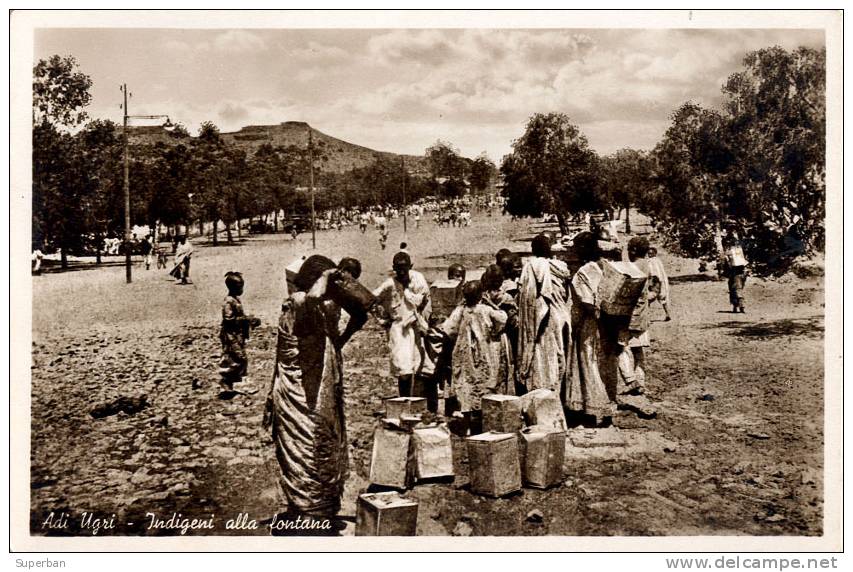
212, 30, 266, 52
367, 30, 457, 65
219, 102, 249, 122
291, 41, 351, 63
70, 28, 824, 159
161, 31, 266, 54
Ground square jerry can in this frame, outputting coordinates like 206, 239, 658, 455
369, 424, 412, 489
385, 396, 428, 419
412, 424, 454, 480
521, 388, 567, 432
520, 428, 566, 489
482, 394, 523, 433
355, 491, 418, 536
466, 432, 522, 497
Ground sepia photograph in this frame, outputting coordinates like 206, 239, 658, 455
9, 9, 843, 552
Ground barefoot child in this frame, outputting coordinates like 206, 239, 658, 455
440, 280, 507, 435
219, 272, 261, 393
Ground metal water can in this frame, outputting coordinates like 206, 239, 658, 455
482, 394, 523, 433
355, 491, 418, 536
466, 432, 522, 497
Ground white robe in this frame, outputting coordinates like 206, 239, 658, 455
373, 270, 431, 377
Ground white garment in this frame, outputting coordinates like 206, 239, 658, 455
373, 270, 431, 377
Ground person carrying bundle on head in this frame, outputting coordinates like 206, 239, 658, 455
719, 225, 748, 314
264, 254, 374, 532
423, 263, 467, 412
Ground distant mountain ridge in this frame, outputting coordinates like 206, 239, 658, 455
127, 121, 429, 174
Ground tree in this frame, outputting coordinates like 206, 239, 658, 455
76, 119, 124, 263
647, 102, 733, 261
469, 152, 496, 196
722, 46, 826, 267
32, 55, 93, 268
188, 121, 228, 245
647, 46, 826, 273
425, 140, 469, 199
500, 112, 601, 234
600, 149, 654, 233
168, 122, 192, 139
33, 55, 92, 128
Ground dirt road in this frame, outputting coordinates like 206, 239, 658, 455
29, 213, 825, 536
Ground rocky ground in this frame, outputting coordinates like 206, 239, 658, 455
29, 213, 825, 536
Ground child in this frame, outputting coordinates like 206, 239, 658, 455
440, 280, 507, 435
646, 247, 672, 321
218, 272, 261, 395
156, 246, 168, 270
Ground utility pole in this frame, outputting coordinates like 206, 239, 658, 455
401, 156, 407, 235
308, 128, 316, 250
122, 84, 131, 283
120, 84, 172, 284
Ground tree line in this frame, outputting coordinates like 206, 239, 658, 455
34, 46, 823, 274
32, 55, 497, 268
501, 46, 825, 274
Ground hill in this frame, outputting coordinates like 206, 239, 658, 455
127, 121, 429, 175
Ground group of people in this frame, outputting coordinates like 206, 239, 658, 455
208, 229, 676, 530
209, 223, 680, 530
368, 233, 671, 432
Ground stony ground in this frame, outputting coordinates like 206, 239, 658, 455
29, 213, 825, 536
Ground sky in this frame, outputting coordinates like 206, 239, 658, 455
35, 28, 824, 161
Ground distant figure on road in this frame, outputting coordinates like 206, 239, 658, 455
32, 248, 44, 275
140, 236, 153, 270
170, 236, 193, 284
156, 245, 168, 269
720, 227, 748, 313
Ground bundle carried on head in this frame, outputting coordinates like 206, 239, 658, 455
293, 254, 336, 292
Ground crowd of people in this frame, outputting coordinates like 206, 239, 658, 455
203, 219, 687, 532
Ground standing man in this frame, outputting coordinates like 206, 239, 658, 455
373, 252, 431, 398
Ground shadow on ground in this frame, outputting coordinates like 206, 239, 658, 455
705, 316, 824, 339
669, 273, 719, 284
39, 260, 129, 274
